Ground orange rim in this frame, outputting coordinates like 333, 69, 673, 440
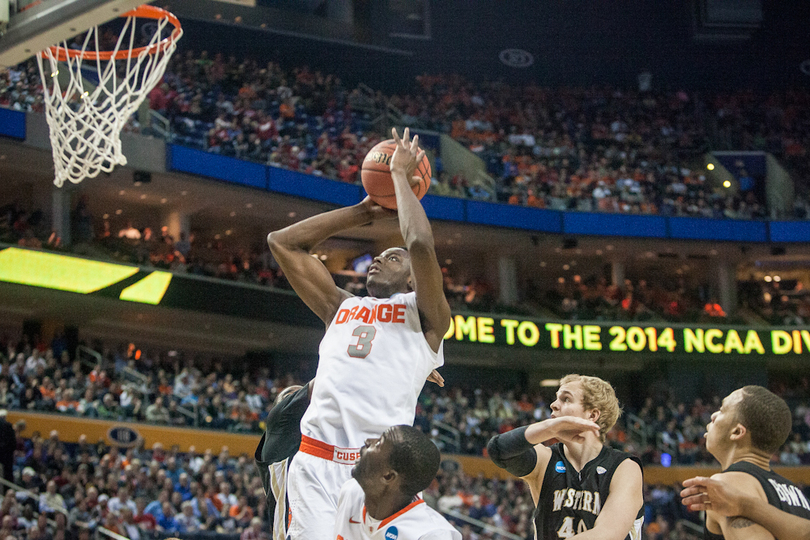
41, 5, 182, 62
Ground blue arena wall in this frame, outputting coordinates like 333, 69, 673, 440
168, 145, 809, 244
0, 106, 806, 246
0, 108, 25, 139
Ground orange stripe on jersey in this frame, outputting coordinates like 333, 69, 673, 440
299, 435, 335, 461
299, 436, 361, 464
378, 499, 425, 529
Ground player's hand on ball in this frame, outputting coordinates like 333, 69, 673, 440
391, 127, 426, 183
361, 196, 397, 220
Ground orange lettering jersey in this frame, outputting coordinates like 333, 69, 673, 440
302, 292, 443, 448
334, 480, 461, 540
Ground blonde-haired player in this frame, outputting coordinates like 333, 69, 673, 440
266, 128, 450, 540
487, 374, 644, 540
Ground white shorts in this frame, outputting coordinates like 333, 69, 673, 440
287, 451, 354, 540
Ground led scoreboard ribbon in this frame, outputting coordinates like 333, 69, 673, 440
443, 315, 810, 356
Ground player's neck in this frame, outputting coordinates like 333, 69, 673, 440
366, 285, 408, 298
365, 492, 413, 521
725, 449, 771, 471
562, 437, 603, 472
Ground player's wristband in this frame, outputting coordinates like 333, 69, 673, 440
487, 426, 537, 477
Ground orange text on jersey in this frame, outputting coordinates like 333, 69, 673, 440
335, 304, 406, 325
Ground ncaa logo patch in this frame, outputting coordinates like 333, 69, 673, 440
596, 466, 607, 474
555, 461, 566, 473
385, 526, 399, 540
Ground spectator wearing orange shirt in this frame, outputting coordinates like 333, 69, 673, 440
88, 366, 111, 388
703, 301, 726, 317
228, 495, 254, 530
337, 158, 359, 183
157, 376, 173, 396
55, 389, 79, 414
38, 377, 56, 403
279, 100, 295, 120
526, 189, 544, 208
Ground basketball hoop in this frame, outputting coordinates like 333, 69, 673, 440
36, 5, 182, 187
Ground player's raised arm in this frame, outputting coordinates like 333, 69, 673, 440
487, 417, 601, 490
389, 127, 451, 351
267, 200, 394, 325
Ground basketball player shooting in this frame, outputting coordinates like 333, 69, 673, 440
266, 127, 451, 540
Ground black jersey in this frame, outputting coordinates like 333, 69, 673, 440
534, 443, 643, 540
254, 384, 310, 539
704, 460, 810, 540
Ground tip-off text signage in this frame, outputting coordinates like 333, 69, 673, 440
443, 315, 810, 356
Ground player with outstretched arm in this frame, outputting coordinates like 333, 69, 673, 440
487, 374, 644, 540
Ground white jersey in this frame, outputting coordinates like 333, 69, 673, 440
302, 291, 443, 448
334, 480, 461, 540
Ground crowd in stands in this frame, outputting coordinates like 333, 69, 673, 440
4, 49, 810, 324
2, 335, 810, 538
0, 425, 271, 539
0, 338, 282, 435
738, 277, 810, 326
0, 424, 703, 540
5, 50, 810, 220
395, 76, 778, 217
537, 274, 739, 324
2, 334, 810, 467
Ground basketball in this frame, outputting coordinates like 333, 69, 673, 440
361, 139, 431, 210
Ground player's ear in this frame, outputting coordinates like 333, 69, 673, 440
730, 423, 747, 441
382, 469, 398, 486
588, 409, 600, 423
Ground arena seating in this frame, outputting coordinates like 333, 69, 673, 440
3, 339, 810, 465
3, 42, 810, 540
6, 338, 809, 539
4, 52, 810, 219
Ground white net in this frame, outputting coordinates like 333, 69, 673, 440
36, 9, 182, 187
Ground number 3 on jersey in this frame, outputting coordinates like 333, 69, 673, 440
348, 325, 377, 358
